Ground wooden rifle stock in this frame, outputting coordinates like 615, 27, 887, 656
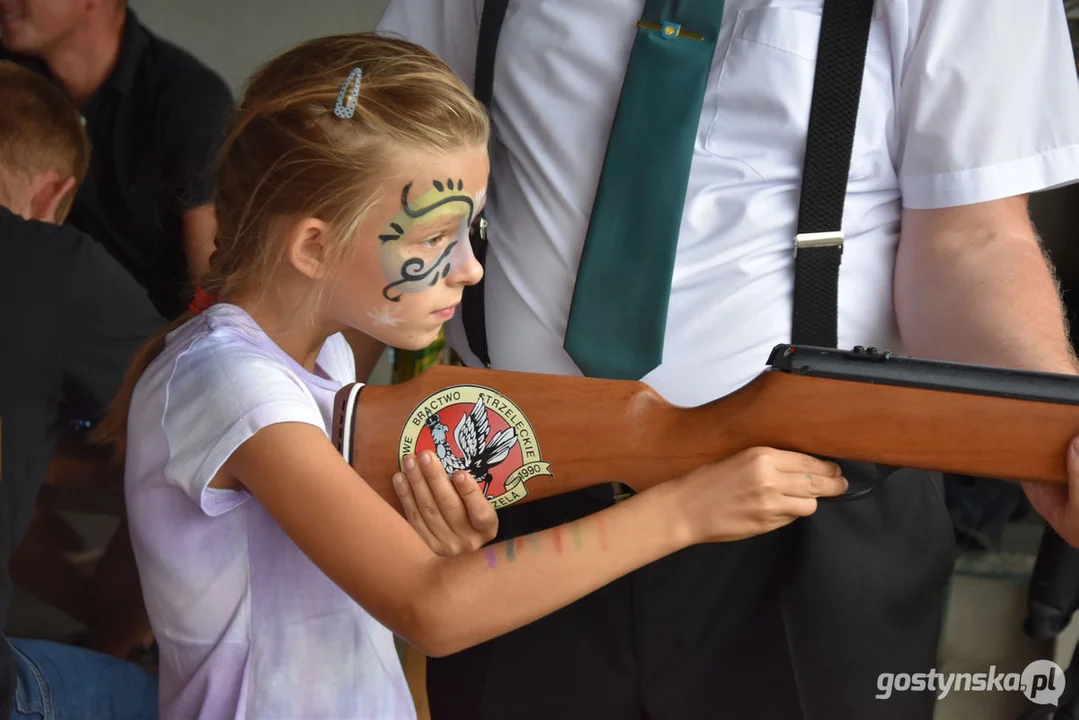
331, 344, 1079, 513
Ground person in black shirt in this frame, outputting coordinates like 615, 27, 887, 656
0, 61, 160, 718
0, 0, 234, 320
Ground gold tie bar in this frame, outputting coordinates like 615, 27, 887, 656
636, 20, 705, 42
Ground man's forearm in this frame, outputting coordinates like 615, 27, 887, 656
894, 198, 1077, 375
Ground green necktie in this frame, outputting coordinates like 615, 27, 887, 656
563, 0, 726, 380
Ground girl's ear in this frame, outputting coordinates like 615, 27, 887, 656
285, 217, 331, 281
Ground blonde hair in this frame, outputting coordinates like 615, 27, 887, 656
93, 32, 490, 457
0, 61, 91, 218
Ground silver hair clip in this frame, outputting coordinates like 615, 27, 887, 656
334, 67, 363, 120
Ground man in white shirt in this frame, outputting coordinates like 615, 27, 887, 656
377, 1, 1079, 718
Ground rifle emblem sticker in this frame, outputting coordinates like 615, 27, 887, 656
399, 385, 553, 509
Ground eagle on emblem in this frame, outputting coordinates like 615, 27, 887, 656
425, 398, 518, 498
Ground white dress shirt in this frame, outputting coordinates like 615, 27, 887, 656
377, 0, 1079, 408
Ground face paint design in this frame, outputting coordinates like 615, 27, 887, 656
367, 304, 402, 327
378, 180, 480, 302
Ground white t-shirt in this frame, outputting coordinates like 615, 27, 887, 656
377, 0, 1079, 407
124, 304, 415, 719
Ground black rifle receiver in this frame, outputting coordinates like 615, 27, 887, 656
767, 344, 1079, 407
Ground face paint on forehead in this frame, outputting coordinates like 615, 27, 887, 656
378, 179, 480, 302
379, 179, 476, 242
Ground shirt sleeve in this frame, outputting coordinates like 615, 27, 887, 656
376, 0, 485, 90
896, 0, 1079, 209
63, 234, 166, 419
159, 67, 235, 210
161, 338, 326, 516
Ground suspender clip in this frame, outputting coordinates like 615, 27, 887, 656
794, 230, 844, 257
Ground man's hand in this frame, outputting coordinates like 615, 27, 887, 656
393, 451, 498, 556
1022, 437, 1079, 548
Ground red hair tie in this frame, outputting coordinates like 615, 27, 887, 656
189, 287, 216, 315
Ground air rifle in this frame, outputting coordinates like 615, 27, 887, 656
331, 344, 1079, 513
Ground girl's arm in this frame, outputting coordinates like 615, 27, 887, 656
219, 421, 845, 657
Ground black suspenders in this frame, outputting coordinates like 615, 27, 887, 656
462, 0, 875, 366
792, 0, 875, 348
460, 0, 511, 368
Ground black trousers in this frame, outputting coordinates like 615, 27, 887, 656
426, 461, 958, 720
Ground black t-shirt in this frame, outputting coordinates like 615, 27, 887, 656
2, 9, 234, 320
0, 206, 164, 713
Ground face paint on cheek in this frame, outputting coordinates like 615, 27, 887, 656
367, 304, 402, 327
379, 180, 476, 302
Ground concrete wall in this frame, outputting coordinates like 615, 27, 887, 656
130, 0, 391, 93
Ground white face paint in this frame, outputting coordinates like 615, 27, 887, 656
367, 304, 402, 327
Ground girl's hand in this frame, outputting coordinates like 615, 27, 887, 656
672, 447, 848, 545
393, 451, 499, 556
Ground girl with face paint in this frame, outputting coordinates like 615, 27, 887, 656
91, 34, 848, 719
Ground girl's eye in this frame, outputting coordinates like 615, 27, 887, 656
423, 233, 446, 248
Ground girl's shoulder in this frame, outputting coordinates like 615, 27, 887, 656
150, 305, 286, 384
135, 304, 353, 429
154, 304, 355, 387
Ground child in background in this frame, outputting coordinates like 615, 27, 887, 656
95, 34, 848, 719
0, 60, 162, 719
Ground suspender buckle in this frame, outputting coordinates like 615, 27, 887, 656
794, 230, 844, 257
